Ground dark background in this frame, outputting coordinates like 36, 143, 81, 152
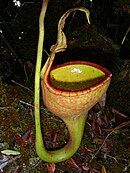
0, 0, 130, 114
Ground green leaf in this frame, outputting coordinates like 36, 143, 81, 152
1, 149, 20, 156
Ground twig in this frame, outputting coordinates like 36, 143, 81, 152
11, 80, 33, 93
20, 100, 34, 107
20, 100, 46, 110
121, 26, 130, 44
112, 108, 127, 119
43, 49, 50, 57
89, 130, 113, 163
90, 118, 130, 163
107, 154, 118, 163
0, 106, 12, 110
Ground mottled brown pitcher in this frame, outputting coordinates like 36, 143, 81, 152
39, 60, 112, 163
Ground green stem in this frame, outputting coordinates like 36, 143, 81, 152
34, 0, 48, 111
34, 0, 48, 161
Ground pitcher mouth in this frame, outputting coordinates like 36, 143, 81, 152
44, 61, 112, 96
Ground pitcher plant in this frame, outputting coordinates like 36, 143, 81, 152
34, 0, 112, 163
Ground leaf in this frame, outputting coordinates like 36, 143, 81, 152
41, 7, 90, 79
103, 120, 130, 132
22, 127, 32, 143
112, 108, 127, 121
15, 135, 25, 149
102, 165, 107, 173
84, 147, 95, 153
82, 166, 99, 173
50, 7, 90, 54
67, 158, 79, 168
50, 129, 57, 143
1, 149, 20, 156
15, 127, 32, 149
95, 121, 102, 135
82, 165, 90, 171
46, 163, 55, 173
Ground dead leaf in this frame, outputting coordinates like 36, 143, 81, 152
50, 129, 57, 143
22, 127, 32, 144
15, 135, 25, 149
84, 147, 95, 153
82, 165, 99, 173
95, 121, 102, 135
67, 158, 79, 168
82, 165, 90, 171
112, 108, 127, 121
103, 120, 130, 132
46, 163, 55, 173
50, 7, 90, 53
41, 7, 90, 78
15, 127, 32, 149
102, 165, 107, 173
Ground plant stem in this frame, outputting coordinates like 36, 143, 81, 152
34, 0, 49, 161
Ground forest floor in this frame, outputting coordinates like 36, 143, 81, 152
0, 59, 130, 173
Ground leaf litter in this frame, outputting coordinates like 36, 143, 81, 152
0, 62, 130, 172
